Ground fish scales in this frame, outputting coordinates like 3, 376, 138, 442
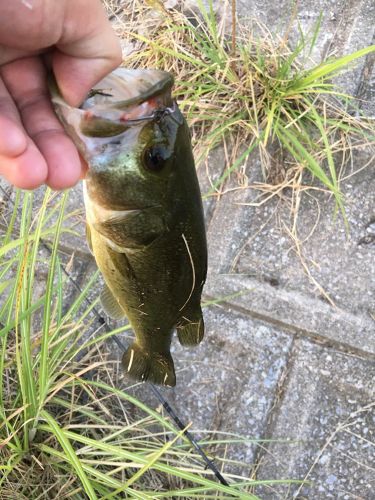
50, 68, 207, 386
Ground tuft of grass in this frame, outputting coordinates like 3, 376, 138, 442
0, 189, 300, 498
109, 0, 375, 216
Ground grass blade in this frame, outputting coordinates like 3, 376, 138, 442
41, 410, 98, 500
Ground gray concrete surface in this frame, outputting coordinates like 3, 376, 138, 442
1, 0, 374, 498
255, 339, 375, 499
196, 2, 375, 497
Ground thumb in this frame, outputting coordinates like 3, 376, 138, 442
51, 0, 122, 106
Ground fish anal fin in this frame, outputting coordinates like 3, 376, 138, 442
177, 312, 204, 346
100, 284, 126, 320
122, 343, 176, 387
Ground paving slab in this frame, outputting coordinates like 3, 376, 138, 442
254, 338, 375, 499
205, 273, 375, 358
235, 163, 375, 318
205, 148, 375, 351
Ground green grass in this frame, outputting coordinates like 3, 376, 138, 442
0, 189, 301, 498
114, 0, 375, 217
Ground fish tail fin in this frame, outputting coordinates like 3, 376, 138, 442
122, 343, 176, 387
177, 310, 204, 346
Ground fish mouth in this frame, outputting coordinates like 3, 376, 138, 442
80, 68, 175, 134
51, 68, 175, 139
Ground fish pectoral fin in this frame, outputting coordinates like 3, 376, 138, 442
94, 209, 166, 249
122, 343, 176, 387
100, 284, 126, 320
86, 223, 93, 254
176, 310, 204, 346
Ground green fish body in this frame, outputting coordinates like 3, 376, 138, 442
51, 69, 207, 386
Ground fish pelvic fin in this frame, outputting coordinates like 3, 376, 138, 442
177, 311, 204, 346
122, 343, 176, 387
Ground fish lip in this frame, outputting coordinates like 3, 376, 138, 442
84, 69, 174, 109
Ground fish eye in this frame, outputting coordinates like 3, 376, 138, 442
142, 145, 169, 172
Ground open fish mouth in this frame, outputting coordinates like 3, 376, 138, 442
50, 68, 175, 139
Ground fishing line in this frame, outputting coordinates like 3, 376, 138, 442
0, 185, 230, 487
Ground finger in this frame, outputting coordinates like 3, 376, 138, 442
52, 0, 122, 105
0, 1, 64, 50
0, 75, 48, 189
1, 57, 83, 190
0, 143, 49, 190
0, 44, 40, 67
0, 0, 121, 106
0, 78, 27, 156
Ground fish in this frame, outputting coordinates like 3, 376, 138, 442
50, 68, 207, 387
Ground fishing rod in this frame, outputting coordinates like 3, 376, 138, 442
0, 185, 230, 488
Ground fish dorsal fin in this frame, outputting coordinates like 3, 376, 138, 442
86, 223, 93, 254
100, 284, 126, 319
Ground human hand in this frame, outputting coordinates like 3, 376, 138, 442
0, 0, 122, 190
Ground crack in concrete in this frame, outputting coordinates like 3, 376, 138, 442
205, 294, 375, 361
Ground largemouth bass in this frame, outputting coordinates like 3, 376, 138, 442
51, 68, 207, 387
